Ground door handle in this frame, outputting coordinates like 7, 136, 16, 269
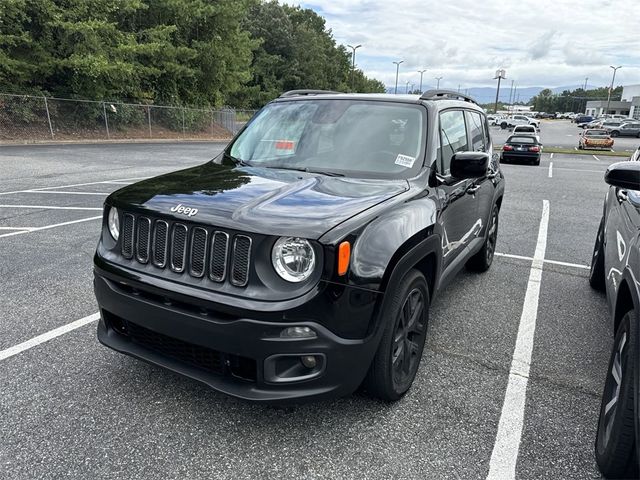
466, 185, 480, 195
617, 189, 628, 203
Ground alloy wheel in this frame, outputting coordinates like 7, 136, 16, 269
391, 288, 426, 389
602, 329, 627, 446
486, 210, 498, 264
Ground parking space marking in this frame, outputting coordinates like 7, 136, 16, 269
0, 226, 35, 231
549, 153, 554, 160
488, 200, 549, 480
0, 205, 102, 211
548, 162, 553, 178
0, 313, 99, 361
22, 190, 110, 196
0, 176, 148, 196
592, 155, 600, 161
0, 215, 102, 238
495, 252, 589, 271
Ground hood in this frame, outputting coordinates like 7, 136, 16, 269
109, 162, 408, 239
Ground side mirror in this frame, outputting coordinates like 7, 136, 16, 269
451, 152, 490, 179
605, 162, 640, 190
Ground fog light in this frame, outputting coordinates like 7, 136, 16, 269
301, 355, 317, 369
280, 326, 316, 339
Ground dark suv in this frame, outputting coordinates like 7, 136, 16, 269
94, 89, 505, 403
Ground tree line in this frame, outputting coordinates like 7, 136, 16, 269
0, 0, 385, 109
531, 86, 623, 113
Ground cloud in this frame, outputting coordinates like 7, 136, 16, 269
528, 31, 555, 60
288, 0, 639, 88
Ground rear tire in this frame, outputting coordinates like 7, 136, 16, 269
500, 122, 507, 129
467, 204, 499, 272
589, 217, 606, 291
595, 311, 639, 479
611, 131, 620, 137
363, 269, 429, 401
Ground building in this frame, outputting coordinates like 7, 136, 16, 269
585, 84, 640, 119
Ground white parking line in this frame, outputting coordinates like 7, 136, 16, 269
592, 155, 600, 161
0, 226, 36, 231
22, 190, 110, 196
495, 252, 589, 270
0, 205, 102, 211
548, 162, 553, 178
0, 313, 99, 361
549, 153, 554, 160
488, 200, 549, 480
0, 176, 148, 196
0, 215, 102, 238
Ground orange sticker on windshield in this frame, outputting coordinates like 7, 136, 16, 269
275, 140, 295, 150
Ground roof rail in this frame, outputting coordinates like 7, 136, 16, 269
420, 89, 477, 104
279, 89, 341, 98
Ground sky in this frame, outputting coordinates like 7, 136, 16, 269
288, 0, 639, 90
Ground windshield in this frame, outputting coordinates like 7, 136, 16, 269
585, 130, 608, 137
229, 100, 425, 178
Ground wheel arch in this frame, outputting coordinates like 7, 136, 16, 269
614, 269, 640, 333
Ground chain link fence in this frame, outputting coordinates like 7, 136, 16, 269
0, 93, 257, 143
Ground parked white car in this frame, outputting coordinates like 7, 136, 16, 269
500, 115, 540, 129
512, 124, 540, 142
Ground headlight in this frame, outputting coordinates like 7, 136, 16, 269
107, 207, 120, 241
272, 237, 316, 282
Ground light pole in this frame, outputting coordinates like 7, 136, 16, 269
508, 79, 515, 106
435, 76, 443, 89
406, 81, 411, 94
583, 77, 588, 91
493, 69, 506, 114
605, 65, 621, 116
347, 44, 362, 91
417, 69, 427, 93
393, 60, 404, 94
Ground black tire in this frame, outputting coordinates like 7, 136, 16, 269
364, 269, 429, 401
500, 122, 508, 129
595, 311, 639, 479
578, 144, 583, 150
467, 204, 499, 272
589, 217, 606, 291
611, 131, 620, 137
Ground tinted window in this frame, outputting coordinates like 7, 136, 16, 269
465, 111, 485, 152
507, 136, 536, 144
439, 110, 468, 174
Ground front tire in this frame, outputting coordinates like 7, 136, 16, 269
364, 269, 429, 401
589, 217, 606, 291
595, 311, 639, 479
467, 204, 499, 272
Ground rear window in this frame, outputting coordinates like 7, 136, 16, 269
585, 130, 608, 137
507, 136, 536, 144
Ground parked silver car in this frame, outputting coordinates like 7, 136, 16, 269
607, 121, 640, 138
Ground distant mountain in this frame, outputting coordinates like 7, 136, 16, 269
384, 84, 596, 104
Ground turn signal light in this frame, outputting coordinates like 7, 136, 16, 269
529, 146, 540, 152
338, 241, 351, 276
503, 145, 513, 151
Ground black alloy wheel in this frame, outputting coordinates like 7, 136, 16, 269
589, 217, 606, 291
595, 311, 639, 478
468, 205, 499, 272
364, 269, 429, 401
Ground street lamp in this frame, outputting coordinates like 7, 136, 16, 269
347, 44, 362, 91
493, 69, 506, 114
393, 60, 404, 94
435, 76, 443, 89
417, 69, 427, 93
605, 65, 622, 116
406, 81, 411, 94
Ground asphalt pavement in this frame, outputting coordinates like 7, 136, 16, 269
491, 118, 639, 152
0, 128, 630, 479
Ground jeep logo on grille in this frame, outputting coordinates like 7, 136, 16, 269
170, 204, 198, 217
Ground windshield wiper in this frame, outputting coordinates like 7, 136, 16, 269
270, 166, 344, 177
225, 153, 253, 167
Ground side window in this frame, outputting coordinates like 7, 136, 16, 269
438, 110, 469, 174
465, 111, 485, 152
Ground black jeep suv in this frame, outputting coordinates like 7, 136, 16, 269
94, 89, 505, 403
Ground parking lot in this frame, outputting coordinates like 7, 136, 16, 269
1, 123, 636, 478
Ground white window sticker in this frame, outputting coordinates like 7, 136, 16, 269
395, 154, 416, 168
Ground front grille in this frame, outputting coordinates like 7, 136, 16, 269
119, 213, 252, 287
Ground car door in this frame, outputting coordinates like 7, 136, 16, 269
435, 109, 481, 271
603, 186, 640, 308
465, 110, 495, 231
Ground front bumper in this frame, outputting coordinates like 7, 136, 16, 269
94, 270, 382, 403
